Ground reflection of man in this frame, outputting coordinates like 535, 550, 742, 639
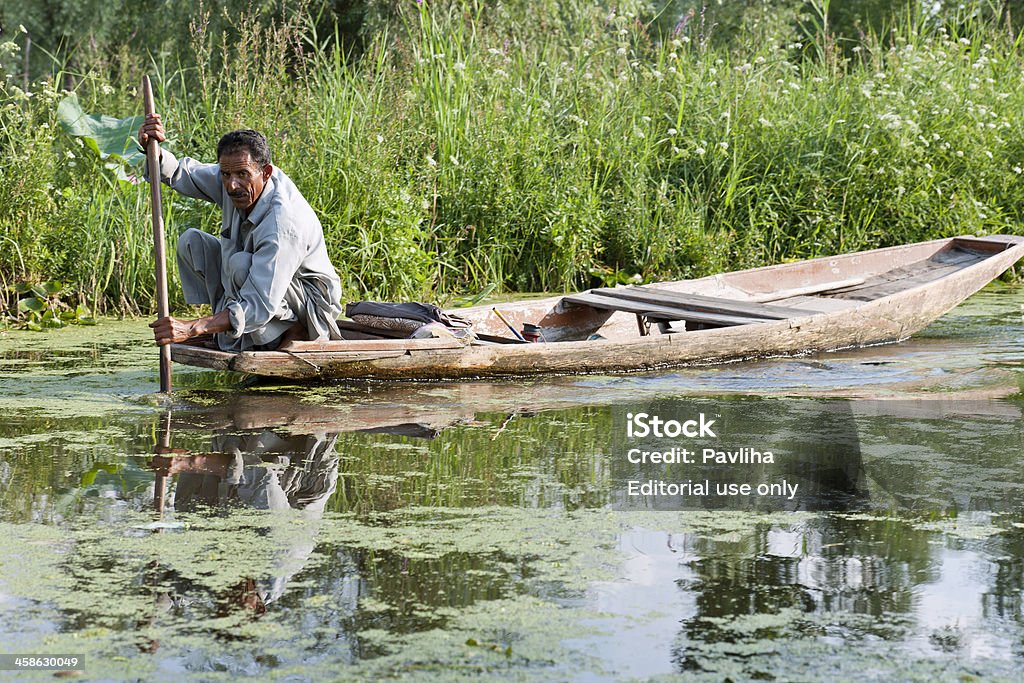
151, 429, 339, 612
171, 430, 339, 514
138, 114, 343, 351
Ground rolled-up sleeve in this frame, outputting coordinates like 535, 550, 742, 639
144, 149, 224, 205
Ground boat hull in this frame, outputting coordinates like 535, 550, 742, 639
170, 235, 1024, 380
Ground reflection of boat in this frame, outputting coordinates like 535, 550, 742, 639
169, 386, 486, 436
171, 236, 1024, 380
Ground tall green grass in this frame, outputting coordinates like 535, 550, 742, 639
2, 1, 1024, 315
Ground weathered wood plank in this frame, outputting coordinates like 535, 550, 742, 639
562, 292, 765, 327
233, 349, 411, 377
603, 286, 815, 318
832, 249, 989, 301
951, 236, 1018, 252
278, 338, 465, 352
767, 295, 860, 312
169, 344, 235, 371
747, 277, 866, 302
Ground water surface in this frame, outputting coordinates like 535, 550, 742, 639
1, 285, 1023, 681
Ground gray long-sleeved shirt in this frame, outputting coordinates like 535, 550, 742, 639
153, 149, 343, 347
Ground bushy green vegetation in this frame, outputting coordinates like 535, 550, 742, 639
2, 0, 1024, 315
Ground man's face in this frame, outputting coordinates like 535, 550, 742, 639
219, 149, 272, 213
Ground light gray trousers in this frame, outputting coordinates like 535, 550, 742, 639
177, 228, 304, 351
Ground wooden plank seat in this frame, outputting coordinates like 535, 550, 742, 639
562, 291, 764, 329
562, 286, 823, 336
605, 286, 818, 319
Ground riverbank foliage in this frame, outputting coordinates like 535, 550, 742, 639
2, 1, 1024, 314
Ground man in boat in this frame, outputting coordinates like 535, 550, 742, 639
138, 115, 343, 351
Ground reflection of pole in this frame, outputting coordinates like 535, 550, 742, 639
154, 410, 172, 516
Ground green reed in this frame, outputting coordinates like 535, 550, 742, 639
2, 1, 1023, 315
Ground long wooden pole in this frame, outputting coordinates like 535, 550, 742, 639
142, 75, 173, 393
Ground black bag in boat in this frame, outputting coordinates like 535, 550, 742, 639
344, 301, 472, 335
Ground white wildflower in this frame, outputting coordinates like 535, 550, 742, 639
1014, 166, 1023, 174
695, 146, 706, 155
719, 141, 729, 151
667, 128, 677, 136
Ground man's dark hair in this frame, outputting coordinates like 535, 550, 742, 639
217, 129, 272, 166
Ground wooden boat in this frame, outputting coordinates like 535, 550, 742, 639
171, 235, 1024, 380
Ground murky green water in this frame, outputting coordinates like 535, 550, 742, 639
1, 285, 1023, 681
